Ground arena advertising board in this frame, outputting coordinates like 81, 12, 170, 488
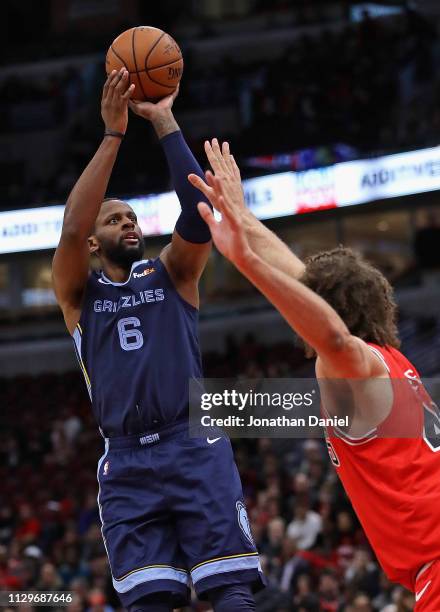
335, 146, 440, 206
1, 146, 440, 254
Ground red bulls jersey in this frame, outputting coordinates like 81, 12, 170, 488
325, 344, 440, 591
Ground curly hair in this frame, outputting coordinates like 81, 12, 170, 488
300, 247, 400, 348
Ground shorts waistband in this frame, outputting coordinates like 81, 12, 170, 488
106, 418, 188, 449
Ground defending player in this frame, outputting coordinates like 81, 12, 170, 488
52, 70, 264, 612
192, 139, 440, 611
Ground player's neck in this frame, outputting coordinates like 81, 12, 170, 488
101, 260, 133, 283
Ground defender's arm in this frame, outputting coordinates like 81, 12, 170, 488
189, 139, 305, 279
52, 69, 134, 333
197, 190, 386, 380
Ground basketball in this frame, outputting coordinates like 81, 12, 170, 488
106, 26, 183, 101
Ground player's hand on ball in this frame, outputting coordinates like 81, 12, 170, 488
101, 68, 135, 134
188, 139, 249, 221
197, 177, 252, 267
128, 84, 179, 121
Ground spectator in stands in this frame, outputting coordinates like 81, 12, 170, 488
36, 561, 63, 592
87, 588, 115, 612
279, 537, 309, 593
287, 504, 323, 550
319, 571, 342, 611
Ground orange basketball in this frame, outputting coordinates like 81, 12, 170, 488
106, 26, 183, 101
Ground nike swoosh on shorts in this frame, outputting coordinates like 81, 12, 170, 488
415, 580, 432, 602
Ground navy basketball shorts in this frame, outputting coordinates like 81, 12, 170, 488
97, 419, 265, 608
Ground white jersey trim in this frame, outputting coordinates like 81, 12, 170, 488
334, 425, 377, 441
368, 345, 391, 373
322, 381, 378, 444
334, 430, 378, 446
98, 259, 151, 286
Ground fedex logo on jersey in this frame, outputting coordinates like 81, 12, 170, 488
133, 267, 155, 278
94, 289, 165, 313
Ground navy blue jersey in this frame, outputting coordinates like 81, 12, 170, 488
72, 257, 202, 436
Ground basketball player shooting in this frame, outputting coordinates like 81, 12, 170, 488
52, 71, 264, 612
191, 139, 440, 611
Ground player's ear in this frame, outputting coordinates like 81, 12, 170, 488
88, 235, 100, 255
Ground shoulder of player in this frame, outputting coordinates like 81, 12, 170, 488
367, 342, 419, 379
316, 337, 389, 379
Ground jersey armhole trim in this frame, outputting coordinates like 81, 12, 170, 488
368, 345, 391, 373
332, 346, 391, 445
333, 430, 378, 445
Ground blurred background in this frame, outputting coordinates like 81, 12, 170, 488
1, 0, 440, 610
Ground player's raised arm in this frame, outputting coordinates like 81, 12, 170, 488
129, 90, 211, 307
197, 177, 386, 380
188, 139, 305, 279
52, 68, 135, 334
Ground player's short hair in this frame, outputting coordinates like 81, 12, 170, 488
102, 196, 121, 204
92, 198, 130, 233
301, 246, 400, 349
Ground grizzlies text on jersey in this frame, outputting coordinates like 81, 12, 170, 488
72, 257, 202, 435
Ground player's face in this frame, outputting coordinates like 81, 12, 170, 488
90, 200, 144, 266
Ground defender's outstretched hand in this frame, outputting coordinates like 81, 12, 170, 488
188, 139, 249, 220
191, 138, 306, 279
197, 176, 251, 267
128, 84, 180, 121
101, 68, 135, 134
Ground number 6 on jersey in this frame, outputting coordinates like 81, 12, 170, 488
117, 317, 144, 351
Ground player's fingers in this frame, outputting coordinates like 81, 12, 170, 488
122, 83, 135, 100
217, 195, 238, 228
115, 70, 129, 94
199, 172, 222, 211
206, 171, 225, 197
204, 140, 223, 174
103, 70, 116, 99
197, 202, 217, 229
222, 141, 235, 175
110, 67, 125, 86
171, 83, 180, 101
108, 67, 125, 96
211, 137, 222, 157
188, 173, 213, 199
210, 176, 231, 214
230, 154, 241, 180
211, 138, 227, 169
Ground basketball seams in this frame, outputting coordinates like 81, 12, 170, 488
145, 58, 183, 72
140, 71, 175, 99
145, 30, 166, 71
109, 45, 129, 71
131, 27, 147, 100
145, 76, 175, 90
107, 27, 182, 100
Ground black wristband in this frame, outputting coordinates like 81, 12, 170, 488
104, 129, 125, 139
